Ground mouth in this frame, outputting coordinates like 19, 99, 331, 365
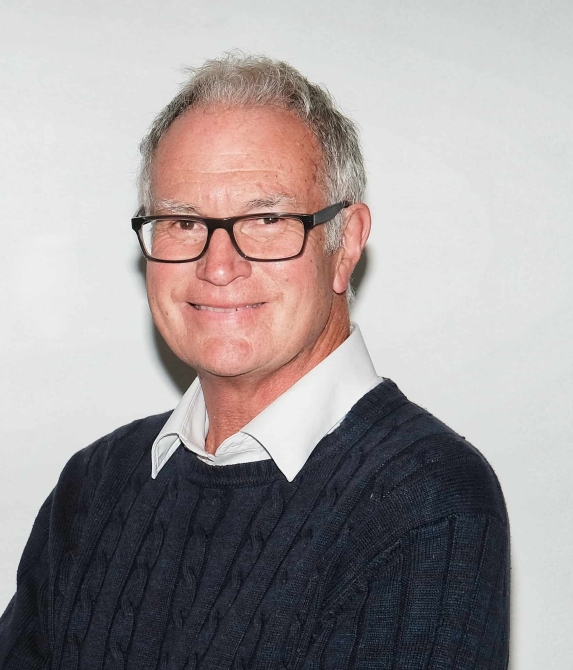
190, 302, 265, 313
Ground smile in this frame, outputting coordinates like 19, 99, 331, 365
190, 303, 264, 313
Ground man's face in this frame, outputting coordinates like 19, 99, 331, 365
146, 104, 346, 383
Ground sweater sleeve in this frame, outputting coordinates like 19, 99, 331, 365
0, 493, 53, 670
302, 513, 510, 670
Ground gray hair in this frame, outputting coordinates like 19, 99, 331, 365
138, 53, 366, 253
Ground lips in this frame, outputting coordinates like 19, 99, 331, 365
190, 303, 264, 313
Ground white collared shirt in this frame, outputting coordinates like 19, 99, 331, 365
151, 324, 381, 482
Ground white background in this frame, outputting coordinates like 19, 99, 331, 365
1, 1, 571, 667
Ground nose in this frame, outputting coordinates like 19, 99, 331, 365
195, 228, 252, 285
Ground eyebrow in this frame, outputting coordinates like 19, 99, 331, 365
244, 194, 299, 210
152, 199, 202, 215
151, 193, 300, 216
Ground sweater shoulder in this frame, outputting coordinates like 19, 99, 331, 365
58, 411, 171, 483
345, 381, 508, 527
49, 410, 171, 531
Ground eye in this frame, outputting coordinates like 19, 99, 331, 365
175, 219, 201, 230
258, 216, 282, 225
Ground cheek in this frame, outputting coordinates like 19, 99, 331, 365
145, 265, 181, 320
276, 255, 333, 320
146, 267, 164, 314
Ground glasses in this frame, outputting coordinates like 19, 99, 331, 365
131, 201, 350, 263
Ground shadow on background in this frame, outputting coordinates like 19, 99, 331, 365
137, 246, 369, 395
351, 247, 368, 308
152, 325, 197, 395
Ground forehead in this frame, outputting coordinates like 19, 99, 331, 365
150, 104, 325, 210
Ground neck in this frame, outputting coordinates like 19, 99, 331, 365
200, 305, 350, 455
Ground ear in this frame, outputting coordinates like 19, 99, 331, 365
332, 203, 371, 294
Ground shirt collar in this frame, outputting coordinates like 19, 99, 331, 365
151, 324, 380, 481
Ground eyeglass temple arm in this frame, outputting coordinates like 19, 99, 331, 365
312, 201, 351, 226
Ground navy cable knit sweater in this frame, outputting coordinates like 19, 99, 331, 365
0, 380, 510, 669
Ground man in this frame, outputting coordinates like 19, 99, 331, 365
0, 54, 509, 669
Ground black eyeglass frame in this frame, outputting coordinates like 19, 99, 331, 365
131, 201, 351, 263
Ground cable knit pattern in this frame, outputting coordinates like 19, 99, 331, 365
0, 380, 510, 669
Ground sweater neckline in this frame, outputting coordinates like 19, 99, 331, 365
175, 446, 283, 487
172, 378, 404, 488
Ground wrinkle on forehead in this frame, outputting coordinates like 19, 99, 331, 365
155, 152, 316, 176
154, 167, 306, 176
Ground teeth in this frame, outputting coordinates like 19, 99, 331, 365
193, 303, 263, 312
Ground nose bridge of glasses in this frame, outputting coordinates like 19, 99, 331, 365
204, 216, 239, 235
204, 218, 245, 259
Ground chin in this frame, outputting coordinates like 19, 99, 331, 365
181, 336, 263, 379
